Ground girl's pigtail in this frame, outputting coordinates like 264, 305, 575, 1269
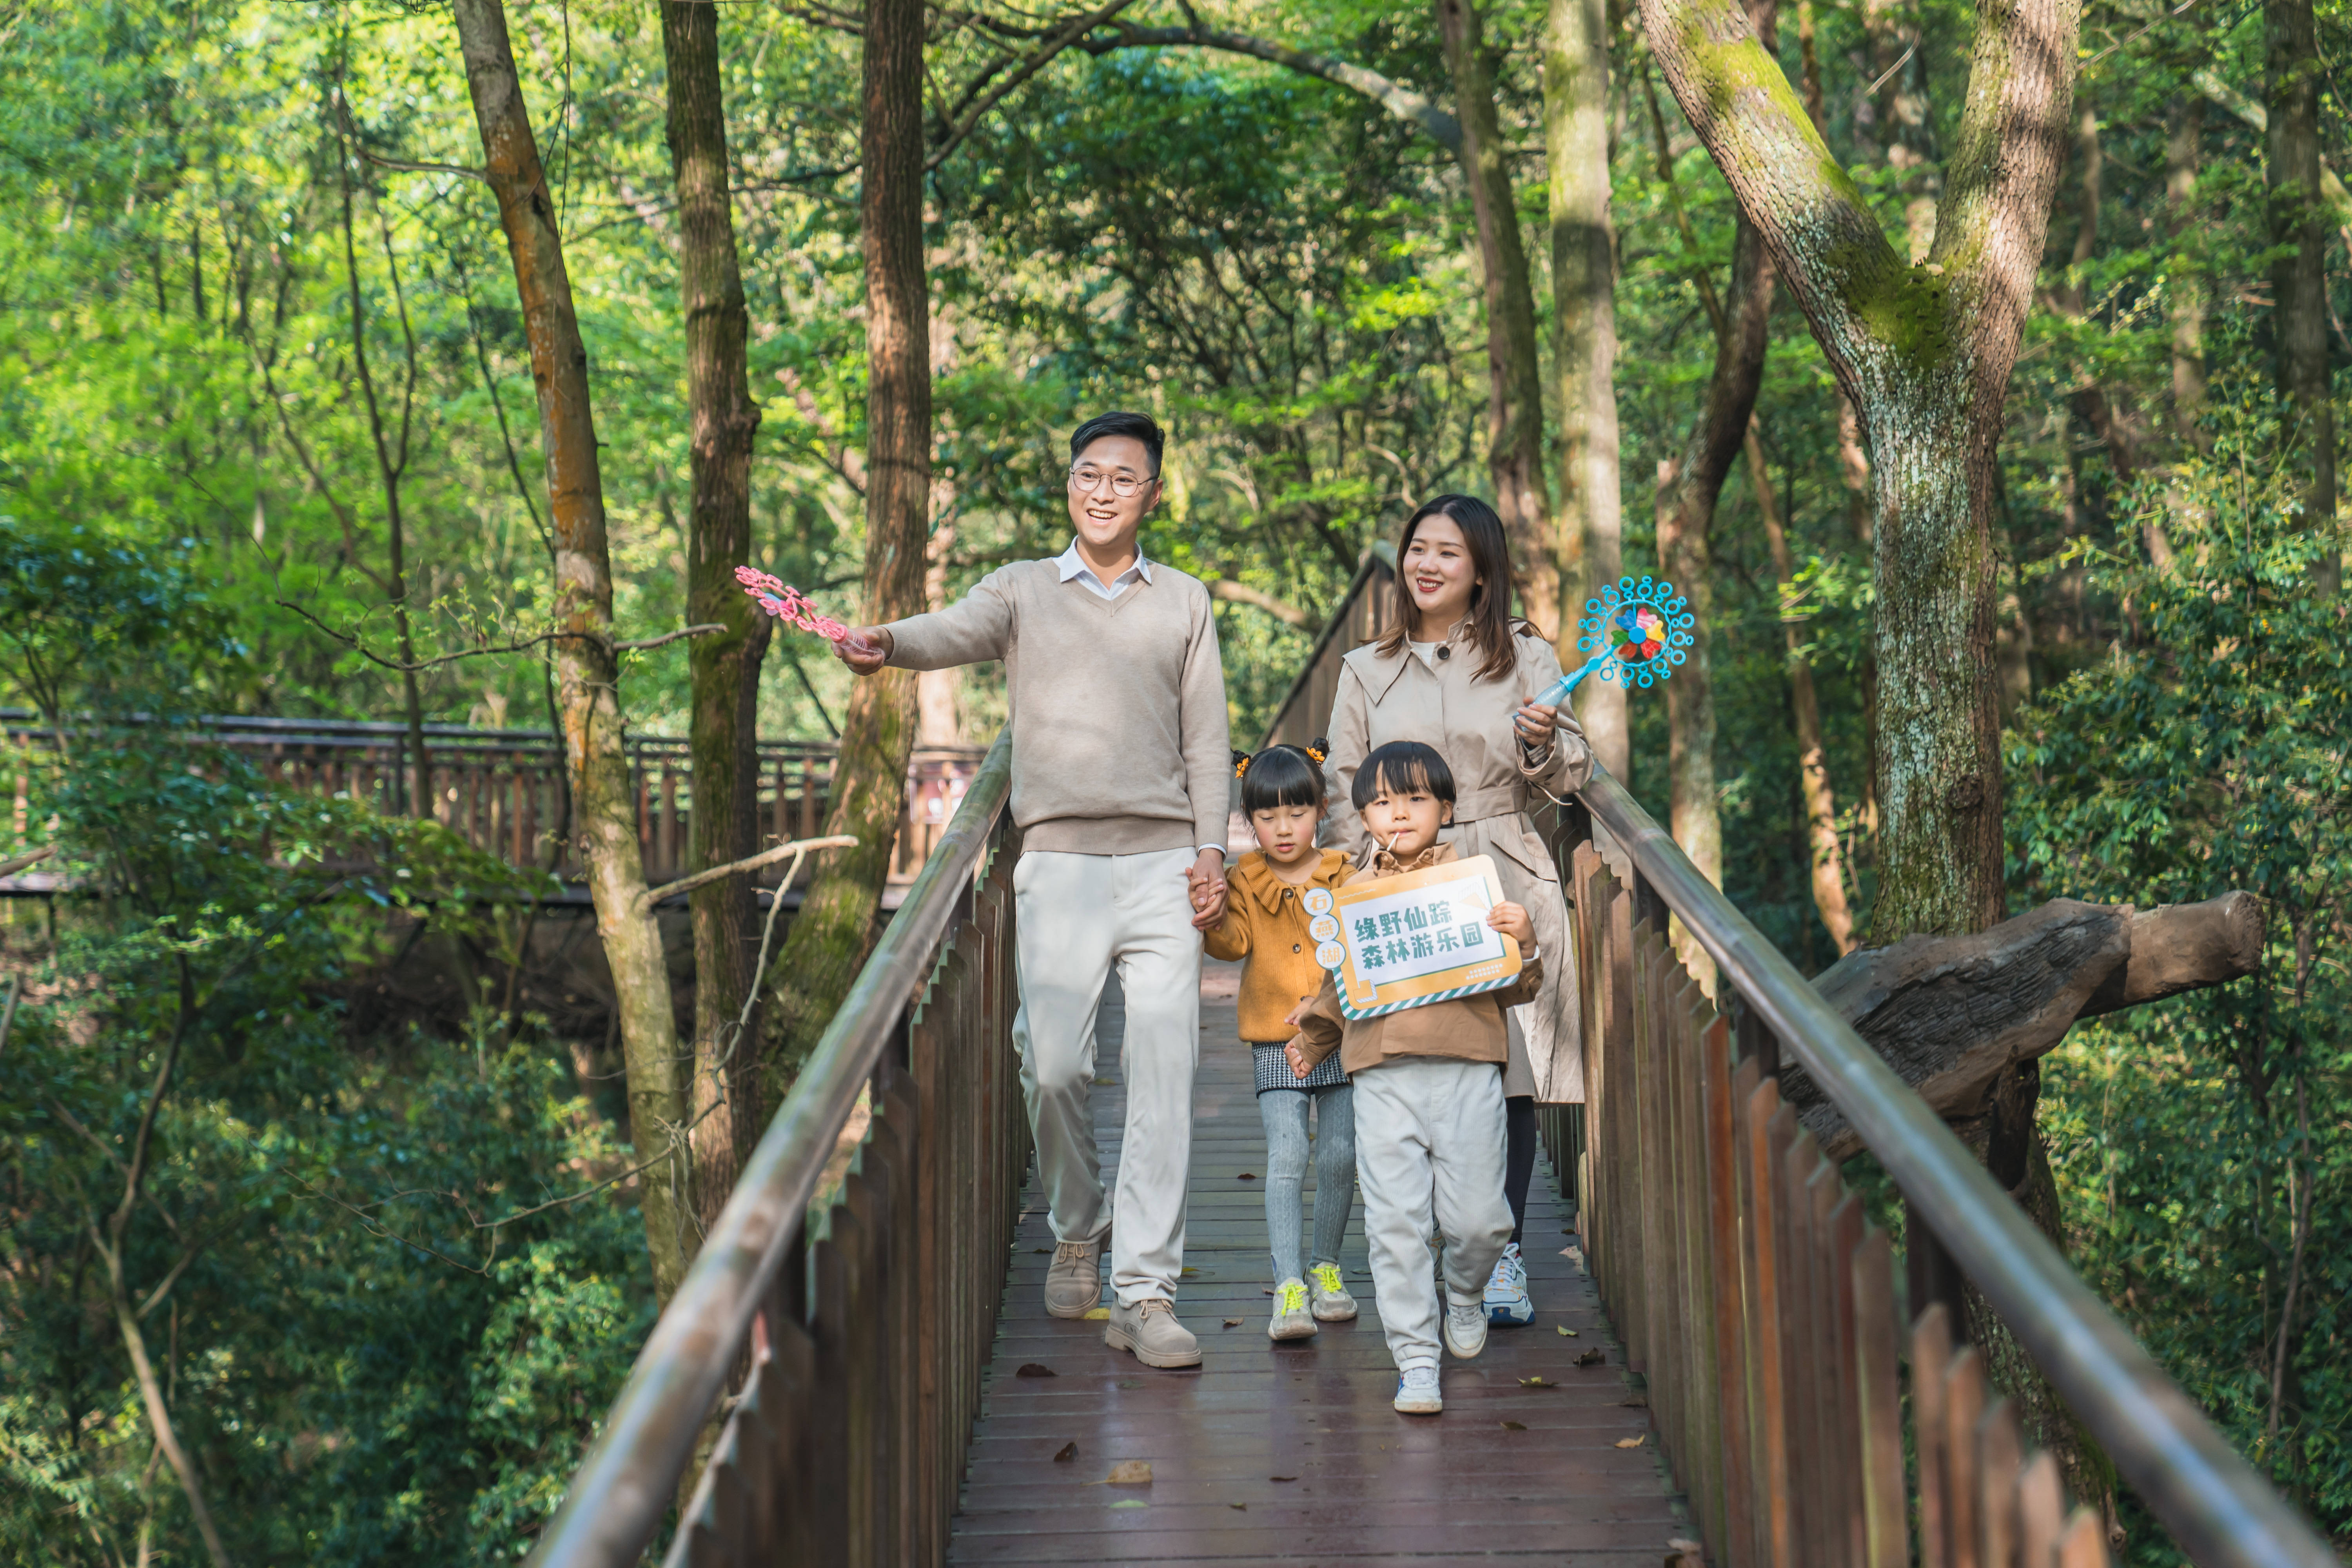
1305, 737, 1330, 767
1231, 749, 1253, 778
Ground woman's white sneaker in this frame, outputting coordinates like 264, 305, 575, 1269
1393, 1364, 1443, 1414
1485, 1241, 1534, 1326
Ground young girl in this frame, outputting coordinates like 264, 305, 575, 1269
1287, 740, 1542, 1414
1203, 742, 1359, 1340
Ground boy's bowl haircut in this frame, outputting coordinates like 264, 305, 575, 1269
1352, 740, 1457, 812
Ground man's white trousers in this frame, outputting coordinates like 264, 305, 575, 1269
1012, 846, 1201, 1305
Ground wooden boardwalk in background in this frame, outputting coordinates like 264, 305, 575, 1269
947, 959, 1693, 1565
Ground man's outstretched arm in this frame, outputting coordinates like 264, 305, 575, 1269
834, 570, 1014, 676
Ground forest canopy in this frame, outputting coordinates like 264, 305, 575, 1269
0, 0, 2343, 1560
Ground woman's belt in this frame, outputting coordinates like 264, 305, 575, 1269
1450, 784, 1529, 824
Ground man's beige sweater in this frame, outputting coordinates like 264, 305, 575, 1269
883, 558, 1231, 856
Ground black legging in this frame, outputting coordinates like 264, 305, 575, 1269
1504, 1094, 1537, 1247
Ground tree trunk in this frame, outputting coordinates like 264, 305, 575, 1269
762, 0, 931, 1083
2265, 0, 2338, 593
1544, 0, 1630, 780
1752, 428, 1856, 952
451, 0, 694, 1303
661, 0, 770, 1231
1639, 0, 2100, 1516
1437, 0, 1557, 638
2165, 92, 2209, 455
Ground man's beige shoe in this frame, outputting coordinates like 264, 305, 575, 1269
1044, 1237, 1104, 1318
1105, 1298, 1201, 1368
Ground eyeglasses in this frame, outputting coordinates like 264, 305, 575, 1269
1067, 465, 1154, 499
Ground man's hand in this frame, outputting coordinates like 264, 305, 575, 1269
1185, 848, 1228, 930
1488, 899, 1534, 948
1284, 1035, 1314, 1080
833, 625, 892, 675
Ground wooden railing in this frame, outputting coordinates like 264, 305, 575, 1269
524, 728, 1026, 1568
0, 711, 985, 891
1543, 774, 2333, 1568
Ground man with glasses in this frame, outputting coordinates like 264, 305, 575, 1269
832, 410, 1230, 1370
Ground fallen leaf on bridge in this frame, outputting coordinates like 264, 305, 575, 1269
1084, 1307, 1109, 1319
1575, 1348, 1605, 1366
1269, 1475, 1298, 1483
1052, 1442, 1078, 1463
1016, 1363, 1057, 1377
1615, 1434, 1647, 1449
1500, 1421, 1527, 1431
1557, 1326, 1579, 1337
1223, 1318, 1242, 1328
1517, 1376, 1557, 1388
1229, 1503, 1247, 1511
1236, 1172, 1255, 1180
1105, 1461, 1152, 1485
1117, 1379, 1143, 1389
1109, 1499, 1147, 1509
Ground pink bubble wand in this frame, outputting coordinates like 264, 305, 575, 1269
737, 566, 850, 642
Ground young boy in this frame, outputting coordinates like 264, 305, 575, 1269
1285, 740, 1542, 1414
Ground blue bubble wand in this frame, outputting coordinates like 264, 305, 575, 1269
1531, 576, 1697, 708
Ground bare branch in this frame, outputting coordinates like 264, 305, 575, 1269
616, 623, 726, 652
0, 844, 56, 880
1209, 579, 1312, 627
639, 834, 858, 909
355, 148, 489, 185
1084, 22, 1462, 153
276, 600, 722, 668
926, 0, 1142, 170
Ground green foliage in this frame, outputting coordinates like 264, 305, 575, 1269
0, 542, 647, 1564
2009, 417, 2352, 1547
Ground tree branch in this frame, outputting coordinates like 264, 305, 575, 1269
0, 844, 56, 879
1208, 579, 1313, 627
639, 834, 857, 909
276, 601, 721, 667
927, 0, 1143, 170
1084, 22, 1462, 154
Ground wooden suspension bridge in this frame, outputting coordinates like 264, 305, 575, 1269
11, 550, 2332, 1566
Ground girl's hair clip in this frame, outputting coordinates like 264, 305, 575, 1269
1231, 750, 1253, 778
1305, 736, 1330, 766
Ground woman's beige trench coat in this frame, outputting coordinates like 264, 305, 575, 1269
1323, 621, 1595, 1102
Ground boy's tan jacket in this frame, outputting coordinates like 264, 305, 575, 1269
1203, 848, 1354, 1044
1290, 842, 1544, 1077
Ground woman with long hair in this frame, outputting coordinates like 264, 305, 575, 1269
1322, 494, 1592, 1327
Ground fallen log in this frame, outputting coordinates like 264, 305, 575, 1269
1783, 893, 2262, 1161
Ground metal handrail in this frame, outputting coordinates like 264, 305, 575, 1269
524, 728, 1015, 1568
1577, 767, 2331, 1568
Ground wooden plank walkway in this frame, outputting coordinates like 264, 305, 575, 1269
948, 958, 1695, 1564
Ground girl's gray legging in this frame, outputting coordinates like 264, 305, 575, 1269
1257, 1081, 1357, 1282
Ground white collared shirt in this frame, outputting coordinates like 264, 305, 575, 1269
1050, 539, 1224, 864
1055, 539, 1152, 601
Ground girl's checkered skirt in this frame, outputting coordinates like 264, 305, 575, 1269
1251, 1042, 1348, 1094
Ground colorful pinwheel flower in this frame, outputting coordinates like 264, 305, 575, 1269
735, 566, 850, 642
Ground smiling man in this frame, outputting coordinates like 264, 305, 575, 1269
832, 411, 1230, 1370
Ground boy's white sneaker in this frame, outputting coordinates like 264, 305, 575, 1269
1307, 1261, 1357, 1321
1443, 1298, 1489, 1359
1393, 1365, 1443, 1414
1485, 1241, 1534, 1327
1269, 1277, 1318, 1340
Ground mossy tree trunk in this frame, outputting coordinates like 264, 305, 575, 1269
2265, 0, 2339, 594
452, 0, 693, 1303
762, 0, 930, 1086
1638, 0, 2114, 1526
660, 0, 771, 1231
1544, 0, 1628, 779
1438, 0, 1559, 639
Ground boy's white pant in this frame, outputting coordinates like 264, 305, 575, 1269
1353, 1056, 1513, 1370
1012, 847, 1201, 1305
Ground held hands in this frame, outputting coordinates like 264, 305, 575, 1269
1184, 848, 1229, 930
833, 626, 893, 675
1284, 1035, 1314, 1080
1487, 899, 1534, 949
